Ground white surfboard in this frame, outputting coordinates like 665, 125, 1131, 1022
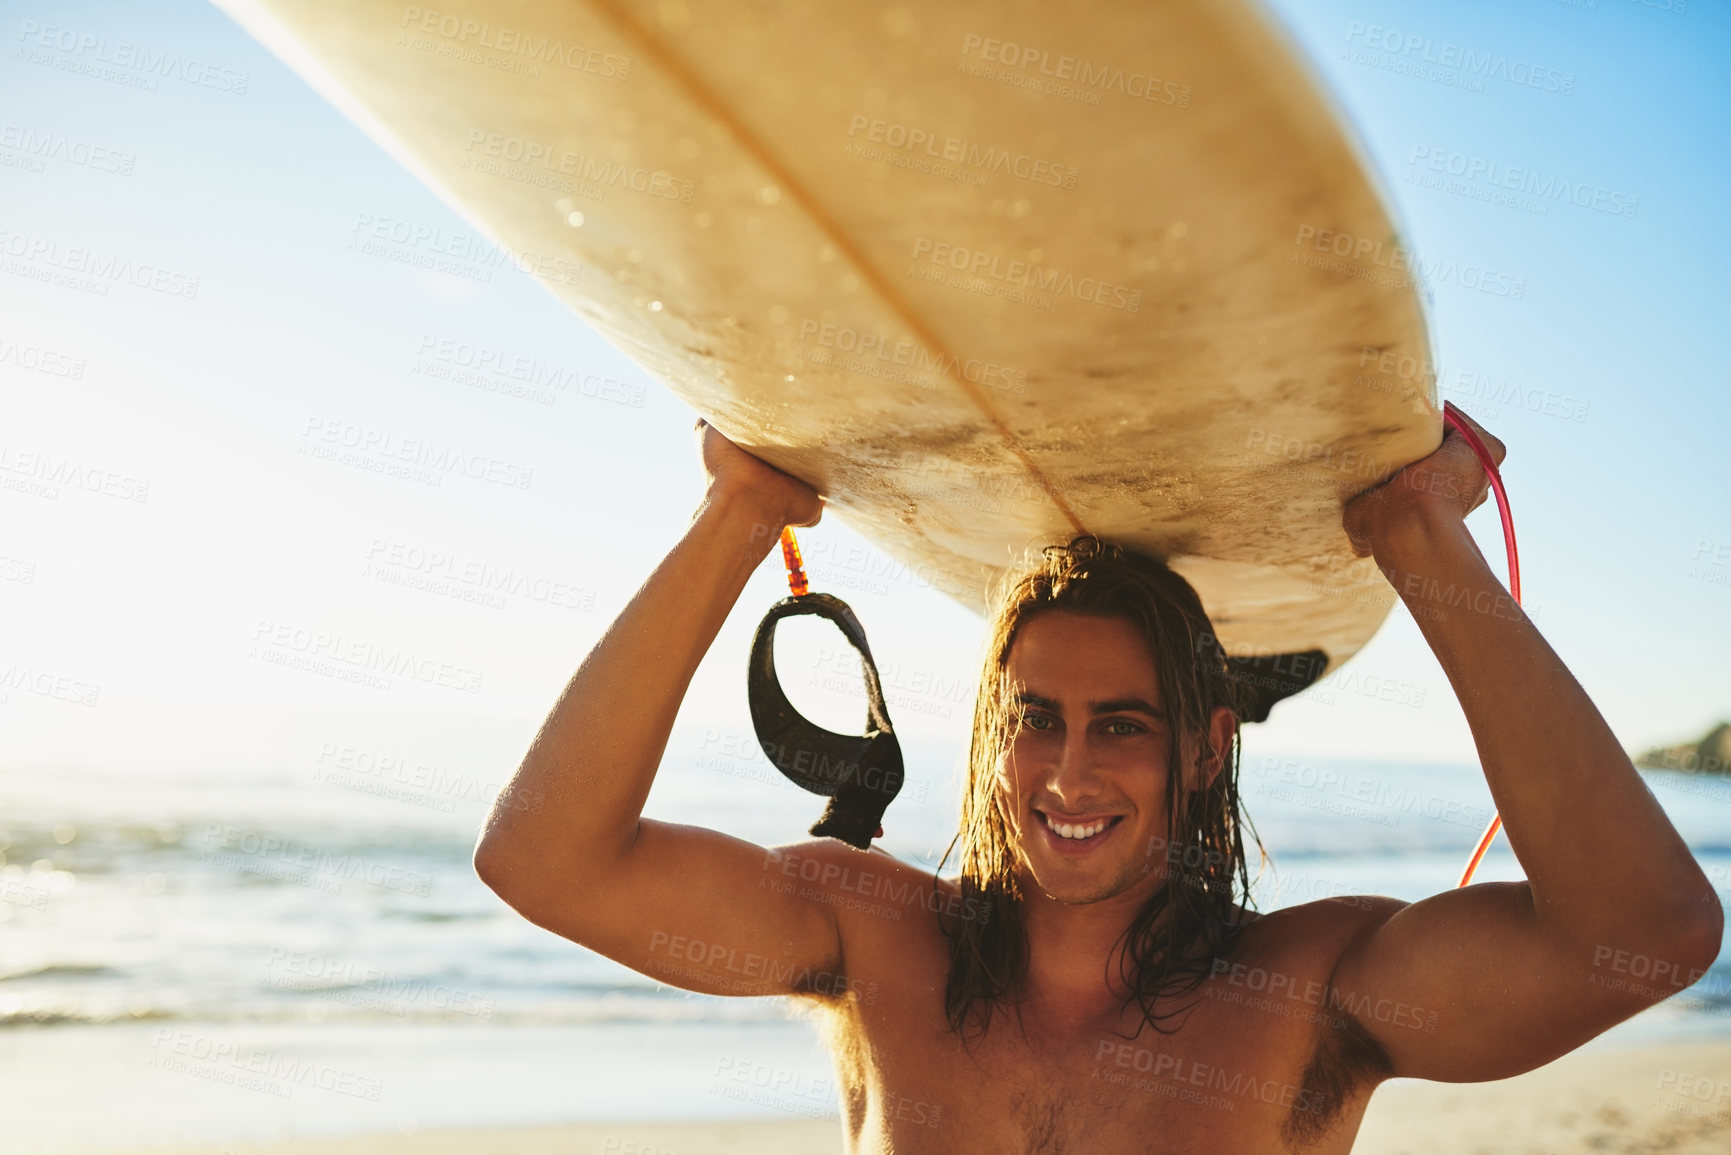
214, 0, 1440, 677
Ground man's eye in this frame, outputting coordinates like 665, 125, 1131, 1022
1106, 720, 1143, 736
1021, 712, 1054, 731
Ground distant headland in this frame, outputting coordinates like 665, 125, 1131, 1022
1635, 721, 1731, 778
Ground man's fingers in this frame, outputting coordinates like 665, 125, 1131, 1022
1344, 406, 1508, 554
1445, 405, 1508, 468
1467, 423, 1508, 469
1341, 489, 1380, 558
1443, 413, 1505, 515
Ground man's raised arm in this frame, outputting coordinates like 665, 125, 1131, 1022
1320, 409, 1724, 1083
473, 420, 858, 999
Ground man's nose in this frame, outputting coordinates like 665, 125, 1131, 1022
1044, 729, 1102, 806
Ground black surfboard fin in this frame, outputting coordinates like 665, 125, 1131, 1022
1224, 649, 1330, 723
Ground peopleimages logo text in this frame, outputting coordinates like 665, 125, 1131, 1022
1409, 146, 1638, 219
847, 116, 1080, 189
909, 237, 1140, 312
1344, 23, 1575, 94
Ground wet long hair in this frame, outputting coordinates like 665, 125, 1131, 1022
935, 534, 1267, 1042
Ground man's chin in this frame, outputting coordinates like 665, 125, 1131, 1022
1028, 860, 1144, 906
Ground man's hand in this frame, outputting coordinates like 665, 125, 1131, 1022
1342, 406, 1506, 559
696, 417, 825, 532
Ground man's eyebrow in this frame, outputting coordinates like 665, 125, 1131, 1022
1015, 691, 1165, 719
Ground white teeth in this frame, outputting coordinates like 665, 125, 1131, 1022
1049, 817, 1110, 840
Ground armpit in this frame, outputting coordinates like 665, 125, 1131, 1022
1280, 1002, 1394, 1149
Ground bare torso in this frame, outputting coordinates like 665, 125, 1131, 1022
801, 851, 1392, 1154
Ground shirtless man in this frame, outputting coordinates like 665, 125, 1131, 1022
474, 412, 1722, 1152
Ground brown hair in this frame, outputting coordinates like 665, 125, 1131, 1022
935, 534, 1267, 1042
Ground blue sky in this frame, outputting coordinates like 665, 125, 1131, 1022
1, 0, 1726, 817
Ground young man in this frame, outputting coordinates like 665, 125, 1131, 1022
474, 413, 1721, 1152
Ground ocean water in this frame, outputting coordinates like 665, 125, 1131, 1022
3, 754, 1729, 1149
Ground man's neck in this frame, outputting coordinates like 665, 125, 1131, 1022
1014, 878, 1174, 1026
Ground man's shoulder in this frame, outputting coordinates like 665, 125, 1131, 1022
761, 840, 962, 997
759, 838, 964, 919
1229, 893, 1411, 971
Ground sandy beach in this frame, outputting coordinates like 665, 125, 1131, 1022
1354, 1040, 1731, 1154
51, 1041, 1731, 1155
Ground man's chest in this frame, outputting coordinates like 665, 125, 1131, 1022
826, 973, 1352, 1154
815, 893, 1406, 1153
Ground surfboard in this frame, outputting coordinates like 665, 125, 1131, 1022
214, 0, 1440, 680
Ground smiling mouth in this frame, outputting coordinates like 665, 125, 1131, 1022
1035, 810, 1125, 843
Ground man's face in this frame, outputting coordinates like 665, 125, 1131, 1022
995, 609, 1220, 906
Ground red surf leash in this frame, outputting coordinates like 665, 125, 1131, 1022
778, 526, 809, 598
1440, 400, 1519, 887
